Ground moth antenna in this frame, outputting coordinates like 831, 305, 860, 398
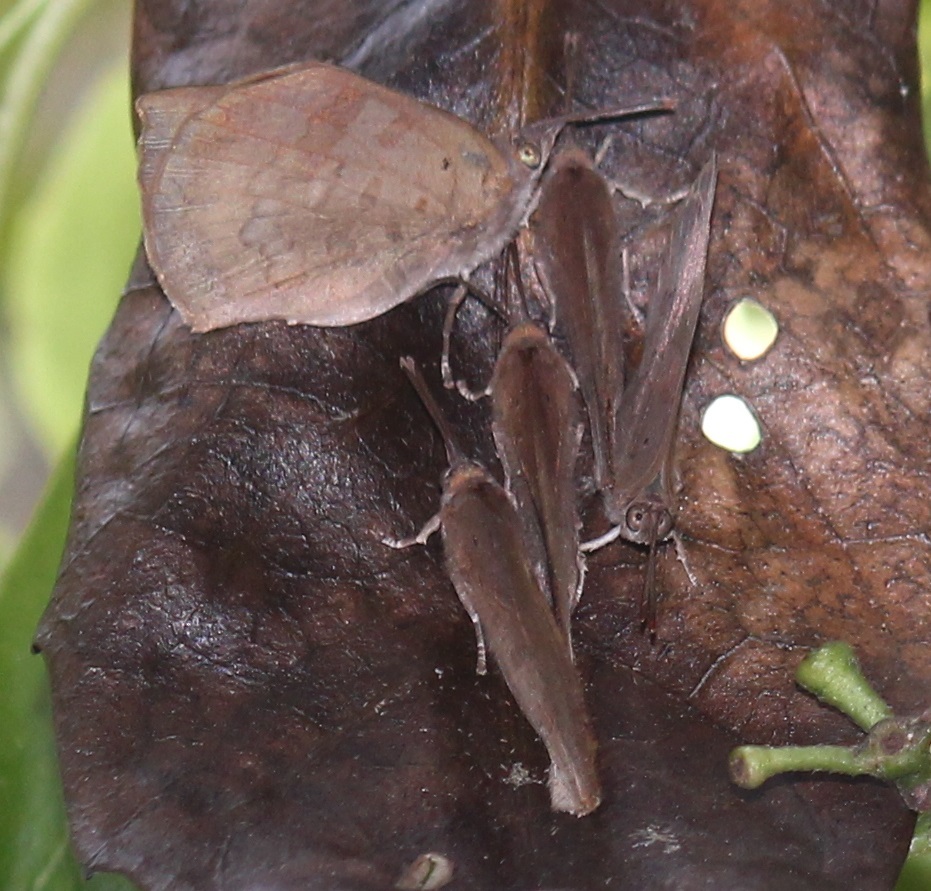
400, 357, 467, 467
563, 31, 580, 114
641, 538, 659, 643
640, 511, 662, 642
521, 98, 674, 151
567, 97, 676, 128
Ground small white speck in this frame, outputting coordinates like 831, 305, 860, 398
629, 824, 682, 854
504, 763, 540, 787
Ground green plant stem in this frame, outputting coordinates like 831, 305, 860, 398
796, 641, 893, 731
732, 719, 931, 792
730, 744, 875, 789
896, 813, 931, 890
730, 642, 931, 810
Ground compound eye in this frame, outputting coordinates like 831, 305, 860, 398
625, 502, 674, 541
625, 504, 648, 535
517, 142, 541, 168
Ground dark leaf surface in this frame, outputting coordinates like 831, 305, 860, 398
37, 0, 930, 888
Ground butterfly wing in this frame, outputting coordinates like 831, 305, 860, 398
138, 62, 530, 330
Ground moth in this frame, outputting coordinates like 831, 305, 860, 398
394, 357, 601, 817
136, 60, 669, 331
488, 246, 584, 656
532, 152, 718, 635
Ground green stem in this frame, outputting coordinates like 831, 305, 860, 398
909, 813, 931, 858
895, 813, 931, 889
731, 723, 931, 791
730, 744, 874, 789
730, 643, 931, 807
795, 641, 893, 731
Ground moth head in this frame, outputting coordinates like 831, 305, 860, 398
513, 98, 674, 180
507, 122, 561, 179
623, 498, 674, 545
516, 141, 543, 169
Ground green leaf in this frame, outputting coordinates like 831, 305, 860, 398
0, 444, 137, 890
922, 0, 931, 153
3, 57, 139, 456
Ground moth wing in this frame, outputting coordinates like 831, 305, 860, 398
441, 466, 600, 816
611, 156, 717, 502
490, 322, 583, 647
532, 149, 626, 490
138, 62, 525, 330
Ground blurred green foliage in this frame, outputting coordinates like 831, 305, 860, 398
0, 1, 928, 888
4, 59, 138, 454
0, 0, 140, 886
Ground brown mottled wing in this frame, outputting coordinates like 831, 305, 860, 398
441, 464, 600, 817
608, 156, 717, 512
137, 62, 527, 330
532, 148, 627, 491
490, 322, 583, 653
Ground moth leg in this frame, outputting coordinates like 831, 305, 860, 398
440, 281, 493, 402
621, 246, 643, 324
609, 179, 689, 209
594, 135, 689, 208
581, 524, 622, 553
441, 283, 470, 390
528, 258, 557, 331
593, 133, 614, 167
380, 511, 442, 549
450, 588, 488, 675
568, 552, 587, 635
671, 530, 698, 586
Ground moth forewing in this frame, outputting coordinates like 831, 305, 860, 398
606, 156, 718, 528
489, 321, 584, 654
531, 148, 628, 491
399, 359, 601, 816
440, 468, 601, 816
